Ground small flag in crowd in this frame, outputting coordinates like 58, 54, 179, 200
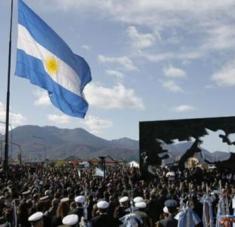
94, 167, 104, 177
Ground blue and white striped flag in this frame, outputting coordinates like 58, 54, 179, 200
202, 196, 214, 227
176, 207, 201, 227
16, 0, 92, 118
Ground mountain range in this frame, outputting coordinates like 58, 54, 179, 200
0, 125, 139, 162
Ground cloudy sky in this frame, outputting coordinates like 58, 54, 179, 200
0, 0, 235, 140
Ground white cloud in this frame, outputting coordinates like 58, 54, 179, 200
39, 1, 234, 21
83, 115, 112, 134
33, 89, 50, 106
205, 84, 215, 89
81, 45, 91, 50
0, 102, 26, 133
202, 24, 235, 51
36, 0, 235, 63
174, 105, 195, 113
48, 114, 71, 124
111, 1, 235, 29
141, 52, 175, 62
127, 26, 156, 50
164, 65, 186, 78
162, 80, 183, 92
47, 113, 112, 135
162, 22, 235, 60
38, 0, 112, 12
98, 55, 138, 71
106, 70, 124, 79
85, 83, 145, 110
139, 51, 202, 63
212, 60, 235, 87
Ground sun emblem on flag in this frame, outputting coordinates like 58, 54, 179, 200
44, 56, 59, 76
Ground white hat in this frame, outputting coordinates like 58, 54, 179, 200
28, 212, 43, 222
133, 196, 144, 203
75, 195, 85, 204
135, 201, 146, 209
97, 200, 109, 209
60, 197, 69, 203
163, 206, 169, 214
0, 195, 5, 200
62, 214, 79, 226
45, 190, 51, 196
119, 196, 129, 203
166, 171, 175, 177
40, 196, 49, 201
22, 190, 31, 196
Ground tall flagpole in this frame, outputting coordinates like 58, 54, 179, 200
4, 0, 14, 174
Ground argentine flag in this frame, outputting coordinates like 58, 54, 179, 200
16, 0, 92, 118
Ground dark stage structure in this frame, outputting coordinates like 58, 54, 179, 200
139, 116, 235, 176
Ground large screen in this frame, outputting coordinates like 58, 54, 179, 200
139, 116, 235, 176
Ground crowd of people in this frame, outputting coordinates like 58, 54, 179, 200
0, 163, 234, 227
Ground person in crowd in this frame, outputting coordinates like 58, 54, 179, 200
114, 196, 130, 219
156, 199, 178, 227
51, 198, 70, 226
91, 200, 121, 227
28, 211, 44, 227
0, 163, 234, 227
134, 201, 152, 227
